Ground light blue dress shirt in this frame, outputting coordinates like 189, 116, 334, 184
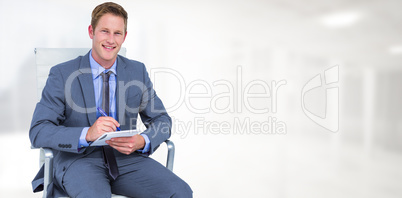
78, 50, 150, 153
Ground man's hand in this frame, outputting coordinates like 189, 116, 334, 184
106, 134, 145, 155
86, 117, 120, 142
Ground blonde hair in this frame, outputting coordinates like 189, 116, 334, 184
91, 2, 128, 33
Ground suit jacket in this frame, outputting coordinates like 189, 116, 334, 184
29, 51, 172, 195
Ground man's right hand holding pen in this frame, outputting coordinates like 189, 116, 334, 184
86, 116, 121, 142
86, 107, 146, 155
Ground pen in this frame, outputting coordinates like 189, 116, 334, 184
97, 107, 121, 131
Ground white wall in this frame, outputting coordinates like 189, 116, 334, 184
1, 0, 402, 197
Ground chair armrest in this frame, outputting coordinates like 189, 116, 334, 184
31, 146, 54, 198
164, 140, 175, 171
40, 148, 54, 198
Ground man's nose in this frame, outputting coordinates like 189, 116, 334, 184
106, 34, 115, 44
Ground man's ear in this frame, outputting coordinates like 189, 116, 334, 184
123, 31, 127, 41
88, 25, 94, 39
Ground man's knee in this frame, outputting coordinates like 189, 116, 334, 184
64, 176, 111, 198
171, 178, 193, 198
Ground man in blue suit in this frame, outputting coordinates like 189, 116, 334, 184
30, 2, 192, 197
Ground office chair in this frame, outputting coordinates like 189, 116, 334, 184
32, 48, 175, 198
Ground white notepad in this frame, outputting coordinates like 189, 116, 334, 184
90, 130, 140, 146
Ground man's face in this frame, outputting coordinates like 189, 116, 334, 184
89, 13, 127, 68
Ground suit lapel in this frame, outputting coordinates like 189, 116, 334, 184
116, 56, 128, 125
77, 52, 97, 125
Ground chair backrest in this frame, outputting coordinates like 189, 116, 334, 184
34, 48, 127, 101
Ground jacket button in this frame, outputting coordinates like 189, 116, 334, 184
63, 167, 66, 171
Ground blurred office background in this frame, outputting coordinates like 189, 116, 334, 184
1, 0, 402, 197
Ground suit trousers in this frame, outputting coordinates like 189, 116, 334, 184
61, 148, 192, 198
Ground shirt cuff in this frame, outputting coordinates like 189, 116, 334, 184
79, 127, 90, 148
138, 134, 150, 153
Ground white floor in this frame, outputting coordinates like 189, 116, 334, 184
1, 132, 402, 198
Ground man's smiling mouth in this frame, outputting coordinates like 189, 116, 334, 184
103, 45, 115, 50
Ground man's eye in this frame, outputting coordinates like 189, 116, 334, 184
101, 30, 108, 33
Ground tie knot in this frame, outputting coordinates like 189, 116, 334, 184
101, 71, 113, 82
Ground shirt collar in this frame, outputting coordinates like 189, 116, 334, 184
89, 50, 117, 79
